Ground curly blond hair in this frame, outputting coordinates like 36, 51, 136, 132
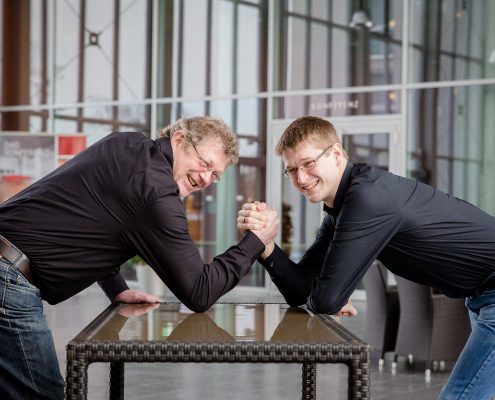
160, 116, 239, 165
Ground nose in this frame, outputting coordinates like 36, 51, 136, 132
295, 168, 309, 183
198, 170, 214, 187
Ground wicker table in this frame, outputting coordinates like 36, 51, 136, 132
66, 303, 369, 399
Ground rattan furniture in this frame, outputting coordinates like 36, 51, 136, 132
393, 276, 471, 375
362, 262, 400, 366
66, 303, 370, 400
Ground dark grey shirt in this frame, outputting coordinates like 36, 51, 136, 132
262, 162, 495, 314
0, 132, 264, 309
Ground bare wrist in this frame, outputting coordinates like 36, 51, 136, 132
260, 242, 275, 260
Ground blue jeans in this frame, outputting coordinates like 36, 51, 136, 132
0, 258, 64, 400
438, 285, 495, 400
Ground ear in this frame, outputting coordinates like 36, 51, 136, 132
332, 143, 345, 165
170, 130, 186, 151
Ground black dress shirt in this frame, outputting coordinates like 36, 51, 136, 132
0, 132, 264, 309
262, 161, 495, 314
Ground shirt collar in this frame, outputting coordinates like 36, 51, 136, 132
323, 160, 354, 216
156, 137, 174, 167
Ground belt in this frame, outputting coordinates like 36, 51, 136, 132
0, 235, 34, 284
471, 276, 495, 298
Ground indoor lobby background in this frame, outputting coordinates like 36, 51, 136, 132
1, 0, 495, 301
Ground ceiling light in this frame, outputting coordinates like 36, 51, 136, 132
349, 10, 373, 29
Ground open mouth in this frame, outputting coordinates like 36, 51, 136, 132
187, 174, 198, 188
301, 180, 319, 192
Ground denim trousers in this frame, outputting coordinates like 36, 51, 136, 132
0, 258, 64, 400
438, 285, 495, 400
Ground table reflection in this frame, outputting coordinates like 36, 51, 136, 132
89, 303, 343, 343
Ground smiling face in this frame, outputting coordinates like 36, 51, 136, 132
171, 132, 229, 197
282, 140, 347, 207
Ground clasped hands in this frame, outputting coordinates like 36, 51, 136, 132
236, 201, 357, 317
237, 201, 279, 258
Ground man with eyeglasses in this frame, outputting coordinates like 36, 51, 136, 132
238, 116, 495, 400
0, 116, 279, 399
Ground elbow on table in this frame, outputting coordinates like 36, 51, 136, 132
183, 299, 212, 313
308, 292, 344, 315
285, 293, 307, 308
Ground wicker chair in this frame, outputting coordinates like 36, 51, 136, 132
393, 275, 471, 376
362, 262, 400, 366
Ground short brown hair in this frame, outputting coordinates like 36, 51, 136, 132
160, 116, 239, 165
276, 116, 344, 157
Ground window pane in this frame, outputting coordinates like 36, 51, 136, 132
275, 0, 402, 90
30, 1, 46, 105
181, 0, 208, 97
409, 0, 495, 82
54, 105, 150, 145
236, 4, 264, 94
211, 0, 234, 96
54, 0, 151, 103
0, 110, 49, 132
407, 85, 495, 213
54, 0, 80, 103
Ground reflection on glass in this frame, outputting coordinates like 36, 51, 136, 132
90, 303, 346, 343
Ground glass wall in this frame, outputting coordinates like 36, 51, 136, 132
409, 0, 495, 82
274, 0, 402, 93
2, 0, 495, 295
407, 84, 495, 213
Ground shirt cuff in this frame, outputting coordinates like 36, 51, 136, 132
258, 244, 286, 276
97, 272, 129, 301
237, 231, 265, 262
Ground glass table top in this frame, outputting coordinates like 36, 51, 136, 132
81, 303, 355, 344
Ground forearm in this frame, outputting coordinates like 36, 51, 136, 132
260, 245, 313, 307
148, 231, 265, 313
97, 272, 129, 301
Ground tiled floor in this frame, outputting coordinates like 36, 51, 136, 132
46, 285, 450, 399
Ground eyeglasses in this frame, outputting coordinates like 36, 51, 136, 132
283, 144, 334, 178
191, 143, 221, 183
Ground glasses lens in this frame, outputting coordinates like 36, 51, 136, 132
300, 160, 316, 172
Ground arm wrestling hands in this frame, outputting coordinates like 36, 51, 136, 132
237, 201, 357, 317
237, 201, 277, 259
